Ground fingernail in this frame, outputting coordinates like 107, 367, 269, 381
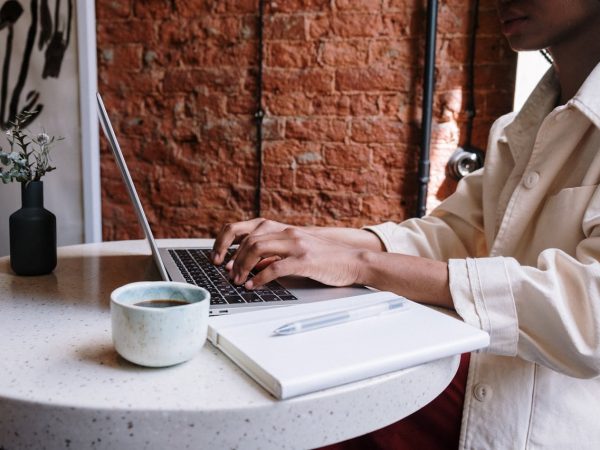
245, 280, 254, 290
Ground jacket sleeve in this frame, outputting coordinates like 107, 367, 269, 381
449, 217, 600, 379
367, 169, 600, 379
364, 166, 488, 261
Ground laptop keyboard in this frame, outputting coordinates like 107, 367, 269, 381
168, 249, 298, 306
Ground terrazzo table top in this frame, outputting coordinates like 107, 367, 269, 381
0, 240, 459, 450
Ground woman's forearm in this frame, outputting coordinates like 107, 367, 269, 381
356, 250, 454, 309
305, 227, 385, 252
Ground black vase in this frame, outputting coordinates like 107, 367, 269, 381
9, 181, 57, 276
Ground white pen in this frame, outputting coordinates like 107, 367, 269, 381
272, 297, 408, 336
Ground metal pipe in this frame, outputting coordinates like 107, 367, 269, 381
416, 0, 438, 218
254, 0, 265, 218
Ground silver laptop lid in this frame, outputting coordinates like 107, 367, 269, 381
96, 92, 169, 281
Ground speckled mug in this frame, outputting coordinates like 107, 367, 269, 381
110, 281, 210, 367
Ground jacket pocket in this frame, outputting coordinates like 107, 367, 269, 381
534, 184, 599, 256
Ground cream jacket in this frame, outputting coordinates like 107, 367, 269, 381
367, 63, 600, 449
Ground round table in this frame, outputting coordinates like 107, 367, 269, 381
0, 240, 459, 450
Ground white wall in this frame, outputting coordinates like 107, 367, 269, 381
513, 51, 552, 112
0, 1, 100, 257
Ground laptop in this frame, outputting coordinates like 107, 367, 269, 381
96, 93, 371, 316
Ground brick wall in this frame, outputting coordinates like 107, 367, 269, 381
96, 0, 516, 241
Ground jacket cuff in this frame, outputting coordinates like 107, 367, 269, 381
362, 222, 398, 253
449, 257, 518, 356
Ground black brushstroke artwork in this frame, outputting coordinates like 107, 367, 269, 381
42, 0, 71, 78
0, 0, 73, 129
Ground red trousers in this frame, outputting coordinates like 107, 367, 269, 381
320, 353, 471, 450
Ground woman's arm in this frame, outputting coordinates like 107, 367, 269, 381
211, 218, 384, 265
357, 251, 453, 308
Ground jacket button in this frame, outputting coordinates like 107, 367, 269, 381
473, 383, 493, 402
523, 171, 540, 189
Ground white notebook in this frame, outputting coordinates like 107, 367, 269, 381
208, 291, 489, 399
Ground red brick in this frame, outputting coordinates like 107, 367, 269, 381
97, 20, 155, 44
267, 42, 318, 68
262, 118, 286, 141
265, 92, 312, 116
133, 0, 173, 19
311, 94, 352, 116
163, 69, 243, 94
321, 41, 369, 67
315, 193, 363, 220
263, 141, 323, 165
336, 65, 410, 92
265, 191, 318, 217
102, 45, 144, 71
307, 14, 331, 39
351, 118, 409, 143
159, 20, 202, 45
381, 13, 416, 37
437, 2, 469, 34
323, 143, 370, 167
214, 0, 258, 14
265, 15, 306, 40
286, 118, 348, 142
201, 41, 257, 67
335, 0, 383, 12
369, 39, 416, 67
263, 166, 295, 190
173, 0, 214, 17
371, 143, 410, 167
200, 16, 244, 41
269, 0, 330, 13
331, 14, 383, 38
350, 94, 380, 116
264, 69, 335, 94
96, 0, 131, 20
296, 167, 376, 194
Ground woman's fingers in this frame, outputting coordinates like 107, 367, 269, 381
212, 218, 291, 265
245, 258, 298, 290
211, 218, 264, 264
230, 231, 298, 284
254, 255, 281, 271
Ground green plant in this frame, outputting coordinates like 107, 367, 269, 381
0, 111, 62, 184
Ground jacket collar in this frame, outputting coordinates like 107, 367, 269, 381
570, 61, 600, 130
500, 61, 600, 161
502, 68, 559, 163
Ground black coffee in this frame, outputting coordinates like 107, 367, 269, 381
134, 299, 190, 308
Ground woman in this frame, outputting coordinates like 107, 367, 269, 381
212, 1, 600, 448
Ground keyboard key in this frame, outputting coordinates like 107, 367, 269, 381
241, 293, 263, 302
224, 295, 246, 304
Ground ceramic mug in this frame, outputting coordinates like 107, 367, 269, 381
110, 281, 210, 367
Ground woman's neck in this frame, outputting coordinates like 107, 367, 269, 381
550, 21, 600, 104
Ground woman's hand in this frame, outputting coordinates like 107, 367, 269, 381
211, 218, 294, 266
211, 218, 364, 289
229, 227, 364, 289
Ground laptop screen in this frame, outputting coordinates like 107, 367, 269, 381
96, 92, 169, 281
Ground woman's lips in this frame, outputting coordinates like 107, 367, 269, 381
501, 16, 528, 35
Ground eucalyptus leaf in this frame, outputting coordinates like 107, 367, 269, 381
0, 111, 62, 183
